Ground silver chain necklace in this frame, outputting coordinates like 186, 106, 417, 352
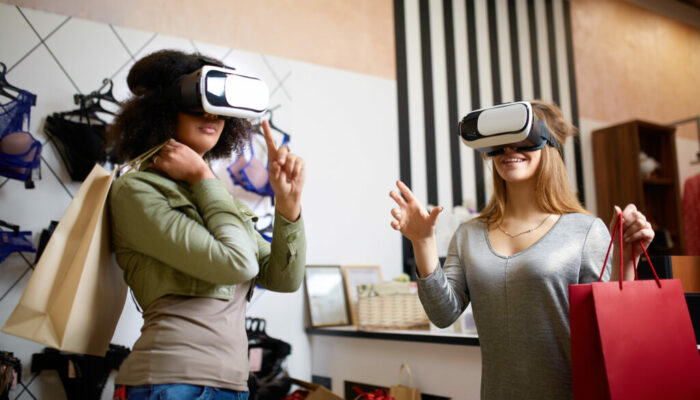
497, 214, 552, 238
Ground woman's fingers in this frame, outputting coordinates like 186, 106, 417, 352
270, 161, 281, 181
284, 153, 298, 183
625, 226, 655, 251
610, 204, 642, 233
262, 120, 279, 162
291, 158, 304, 182
623, 213, 647, 238
149, 138, 214, 184
389, 180, 443, 239
389, 190, 408, 208
608, 205, 623, 232
611, 205, 654, 247
276, 145, 289, 166
390, 207, 407, 232
620, 205, 639, 229
624, 217, 653, 245
156, 139, 187, 161
427, 206, 443, 225
621, 209, 644, 239
271, 152, 303, 185
396, 181, 417, 203
625, 227, 654, 244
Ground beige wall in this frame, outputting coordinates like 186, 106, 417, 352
3, 0, 697, 144
1, 0, 396, 79
571, 0, 700, 140
7, 0, 698, 129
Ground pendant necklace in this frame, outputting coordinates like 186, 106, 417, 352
497, 214, 552, 238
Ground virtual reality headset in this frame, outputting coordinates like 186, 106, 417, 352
458, 101, 560, 157
173, 65, 269, 119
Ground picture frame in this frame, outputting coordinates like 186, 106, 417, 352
304, 265, 351, 327
342, 265, 383, 325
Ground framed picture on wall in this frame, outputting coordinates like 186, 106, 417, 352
304, 265, 350, 327
342, 265, 382, 325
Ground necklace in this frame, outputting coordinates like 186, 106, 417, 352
497, 214, 552, 238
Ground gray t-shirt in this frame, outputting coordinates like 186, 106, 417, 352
417, 213, 611, 400
115, 281, 252, 391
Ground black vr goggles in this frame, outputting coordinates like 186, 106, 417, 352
172, 65, 269, 119
458, 101, 560, 157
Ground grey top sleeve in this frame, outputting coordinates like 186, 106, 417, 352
416, 229, 470, 328
580, 217, 612, 283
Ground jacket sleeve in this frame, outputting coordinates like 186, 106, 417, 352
110, 175, 260, 285
253, 210, 307, 292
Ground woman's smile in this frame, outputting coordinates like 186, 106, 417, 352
493, 147, 541, 182
501, 155, 527, 166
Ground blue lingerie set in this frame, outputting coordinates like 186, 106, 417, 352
0, 89, 41, 187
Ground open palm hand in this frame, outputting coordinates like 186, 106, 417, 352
389, 180, 442, 243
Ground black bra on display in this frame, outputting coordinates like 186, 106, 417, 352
44, 78, 119, 181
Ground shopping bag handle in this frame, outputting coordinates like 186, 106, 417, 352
597, 213, 661, 289
398, 363, 414, 387
116, 141, 169, 175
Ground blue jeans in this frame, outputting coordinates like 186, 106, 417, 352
125, 384, 249, 400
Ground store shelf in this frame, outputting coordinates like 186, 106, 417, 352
306, 325, 480, 346
592, 120, 686, 255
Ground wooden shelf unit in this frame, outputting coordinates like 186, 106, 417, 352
592, 120, 686, 255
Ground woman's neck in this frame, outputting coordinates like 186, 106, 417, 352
503, 179, 546, 220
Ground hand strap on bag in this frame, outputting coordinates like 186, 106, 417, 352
597, 213, 661, 289
398, 363, 414, 387
115, 141, 169, 176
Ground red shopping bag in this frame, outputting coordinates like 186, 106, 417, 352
569, 214, 700, 400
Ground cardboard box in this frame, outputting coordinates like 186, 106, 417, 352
290, 378, 343, 400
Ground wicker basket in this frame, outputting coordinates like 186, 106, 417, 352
356, 283, 429, 330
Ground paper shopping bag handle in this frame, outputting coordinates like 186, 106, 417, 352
597, 213, 661, 289
116, 141, 169, 175
398, 363, 414, 387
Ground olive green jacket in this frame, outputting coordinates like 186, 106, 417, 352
109, 169, 306, 310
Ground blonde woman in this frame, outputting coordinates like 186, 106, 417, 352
389, 100, 654, 399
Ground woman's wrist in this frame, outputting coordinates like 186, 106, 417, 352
186, 167, 215, 186
411, 235, 435, 246
275, 196, 301, 222
411, 236, 438, 278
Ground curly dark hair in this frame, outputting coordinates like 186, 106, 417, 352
112, 49, 250, 162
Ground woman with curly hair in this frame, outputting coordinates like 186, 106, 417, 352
389, 100, 654, 399
109, 49, 306, 400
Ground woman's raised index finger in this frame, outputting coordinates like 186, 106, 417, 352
262, 120, 278, 159
396, 181, 416, 202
